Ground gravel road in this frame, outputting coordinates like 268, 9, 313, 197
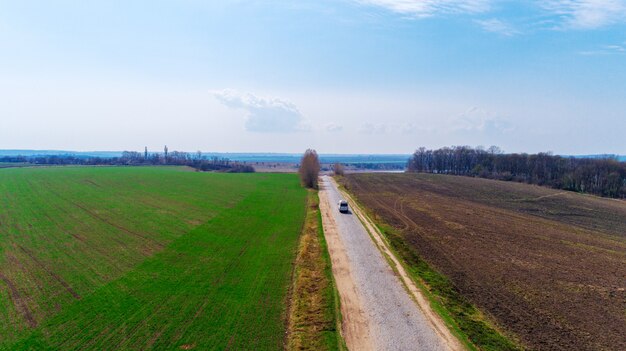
319, 176, 451, 351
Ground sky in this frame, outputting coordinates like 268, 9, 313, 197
0, 0, 625, 155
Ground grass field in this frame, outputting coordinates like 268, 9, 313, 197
341, 173, 626, 351
0, 166, 308, 350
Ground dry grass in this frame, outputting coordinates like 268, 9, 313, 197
286, 190, 343, 351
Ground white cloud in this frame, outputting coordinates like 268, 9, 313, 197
474, 18, 519, 36
400, 122, 419, 134
540, 0, 626, 29
605, 44, 626, 52
357, 0, 626, 31
358, 122, 432, 135
579, 43, 626, 55
453, 107, 514, 133
212, 89, 309, 133
355, 0, 491, 18
359, 122, 388, 134
325, 123, 344, 132
400, 122, 434, 134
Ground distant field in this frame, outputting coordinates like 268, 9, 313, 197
0, 167, 307, 350
342, 173, 626, 351
0, 163, 30, 168
0, 150, 411, 164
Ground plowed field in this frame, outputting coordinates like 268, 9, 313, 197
342, 173, 626, 351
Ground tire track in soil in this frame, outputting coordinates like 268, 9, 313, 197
17, 245, 81, 300
43, 183, 165, 251
0, 273, 37, 328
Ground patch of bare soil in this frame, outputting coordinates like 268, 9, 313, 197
18, 245, 81, 300
343, 173, 626, 351
0, 273, 36, 328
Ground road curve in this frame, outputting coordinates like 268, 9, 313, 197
319, 176, 454, 351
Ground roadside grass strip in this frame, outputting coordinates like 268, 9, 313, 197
286, 190, 345, 351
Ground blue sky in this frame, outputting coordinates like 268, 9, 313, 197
0, 0, 625, 154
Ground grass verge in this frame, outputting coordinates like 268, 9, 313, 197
337, 178, 521, 351
286, 190, 345, 351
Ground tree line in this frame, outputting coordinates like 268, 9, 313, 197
408, 146, 626, 199
0, 148, 255, 173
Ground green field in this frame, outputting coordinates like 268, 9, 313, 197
0, 167, 308, 350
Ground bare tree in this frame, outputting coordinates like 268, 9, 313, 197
407, 145, 626, 198
333, 163, 345, 176
299, 149, 320, 189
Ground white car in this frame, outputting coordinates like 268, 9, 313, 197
338, 200, 349, 213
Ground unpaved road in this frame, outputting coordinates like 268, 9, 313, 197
319, 176, 460, 351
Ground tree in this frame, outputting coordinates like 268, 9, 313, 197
407, 145, 626, 199
0, 149, 255, 173
121, 151, 143, 164
299, 149, 320, 189
333, 163, 345, 176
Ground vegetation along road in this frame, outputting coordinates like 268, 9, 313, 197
319, 176, 461, 351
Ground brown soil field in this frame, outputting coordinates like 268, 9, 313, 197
342, 173, 626, 351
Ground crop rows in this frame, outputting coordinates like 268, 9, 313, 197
0, 167, 306, 349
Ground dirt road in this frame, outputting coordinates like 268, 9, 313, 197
319, 176, 461, 351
